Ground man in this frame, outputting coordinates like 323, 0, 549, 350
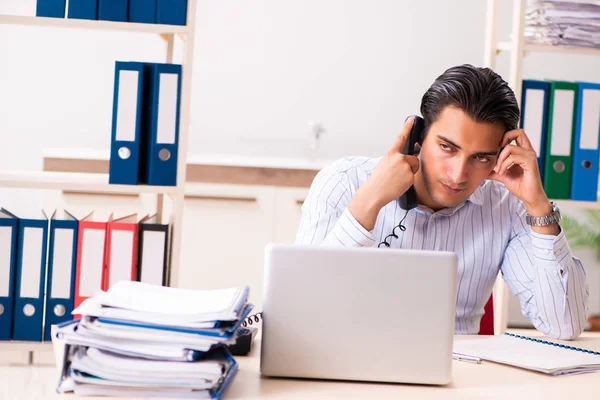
295, 64, 588, 340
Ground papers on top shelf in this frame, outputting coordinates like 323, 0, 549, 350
525, 1, 600, 48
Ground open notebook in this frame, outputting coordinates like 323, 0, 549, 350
453, 332, 600, 376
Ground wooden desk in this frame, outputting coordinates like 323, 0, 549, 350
3, 331, 600, 399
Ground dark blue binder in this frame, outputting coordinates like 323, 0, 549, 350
43, 211, 79, 342
0, 209, 18, 341
68, 0, 98, 20
36, 0, 66, 18
12, 211, 49, 342
139, 62, 182, 186
98, 0, 128, 22
520, 79, 550, 182
570, 81, 600, 201
129, 0, 156, 24
156, 0, 187, 25
109, 61, 145, 185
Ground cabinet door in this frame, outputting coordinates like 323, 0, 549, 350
272, 187, 309, 244
178, 184, 276, 310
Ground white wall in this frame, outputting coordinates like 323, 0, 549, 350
1, 1, 599, 315
1, 1, 597, 189
1, 1, 598, 163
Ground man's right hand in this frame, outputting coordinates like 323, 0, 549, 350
348, 117, 420, 231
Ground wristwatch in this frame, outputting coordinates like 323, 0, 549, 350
526, 201, 561, 227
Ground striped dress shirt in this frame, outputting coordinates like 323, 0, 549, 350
295, 156, 589, 339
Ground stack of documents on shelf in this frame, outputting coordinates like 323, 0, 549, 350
525, 0, 600, 48
453, 332, 600, 376
53, 281, 252, 399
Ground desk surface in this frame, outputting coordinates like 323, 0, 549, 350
3, 330, 600, 400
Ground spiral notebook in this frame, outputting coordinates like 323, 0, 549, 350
453, 332, 600, 376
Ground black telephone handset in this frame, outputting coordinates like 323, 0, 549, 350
398, 115, 426, 211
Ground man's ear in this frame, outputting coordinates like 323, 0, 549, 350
414, 143, 422, 156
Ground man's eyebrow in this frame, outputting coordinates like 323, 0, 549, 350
437, 135, 499, 156
476, 150, 501, 157
437, 135, 462, 149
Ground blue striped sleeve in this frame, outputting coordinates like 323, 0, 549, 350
530, 229, 570, 270
501, 195, 589, 340
295, 158, 374, 247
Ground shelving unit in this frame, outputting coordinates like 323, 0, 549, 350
0, 1, 197, 359
495, 41, 600, 57
0, 14, 188, 34
484, 0, 600, 335
0, 170, 179, 195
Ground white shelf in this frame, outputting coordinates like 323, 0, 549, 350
0, 170, 179, 195
0, 14, 188, 35
497, 41, 600, 57
0, 341, 53, 352
43, 148, 332, 171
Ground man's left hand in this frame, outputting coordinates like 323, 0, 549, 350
488, 129, 553, 218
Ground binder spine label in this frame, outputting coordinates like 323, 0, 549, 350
580, 89, 600, 150
550, 90, 575, 156
51, 228, 75, 299
157, 73, 179, 145
116, 70, 141, 143
79, 229, 106, 297
523, 88, 546, 156
0, 227, 12, 297
20, 228, 44, 298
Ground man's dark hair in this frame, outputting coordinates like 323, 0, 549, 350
420, 64, 520, 134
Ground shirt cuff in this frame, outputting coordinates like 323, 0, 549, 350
530, 228, 570, 272
329, 208, 376, 247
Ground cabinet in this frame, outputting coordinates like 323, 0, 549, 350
49, 184, 309, 313
273, 187, 310, 245
179, 184, 276, 311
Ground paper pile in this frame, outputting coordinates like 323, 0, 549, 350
525, 1, 600, 48
53, 281, 252, 399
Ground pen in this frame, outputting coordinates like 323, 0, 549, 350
452, 354, 482, 364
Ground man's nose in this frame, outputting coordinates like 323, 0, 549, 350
448, 159, 469, 185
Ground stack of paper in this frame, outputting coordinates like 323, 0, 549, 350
524, 1, 600, 48
53, 281, 253, 398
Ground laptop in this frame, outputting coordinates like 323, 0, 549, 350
260, 243, 458, 385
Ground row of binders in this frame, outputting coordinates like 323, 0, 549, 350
36, 0, 187, 26
109, 61, 182, 186
0, 208, 170, 343
520, 79, 600, 201
55, 281, 250, 398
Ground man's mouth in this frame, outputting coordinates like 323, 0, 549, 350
441, 183, 463, 194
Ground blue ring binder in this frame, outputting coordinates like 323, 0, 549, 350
504, 332, 600, 356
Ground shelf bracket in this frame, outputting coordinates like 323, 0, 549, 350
160, 33, 186, 43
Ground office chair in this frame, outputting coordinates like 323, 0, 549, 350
478, 295, 494, 335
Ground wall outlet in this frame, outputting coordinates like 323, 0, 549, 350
308, 121, 326, 150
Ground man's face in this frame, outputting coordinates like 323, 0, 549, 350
416, 106, 505, 210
